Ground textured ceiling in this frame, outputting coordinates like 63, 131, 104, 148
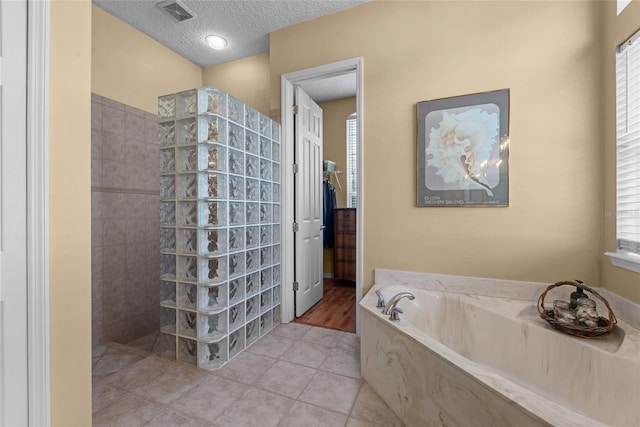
299, 72, 356, 103
93, 0, 368, 68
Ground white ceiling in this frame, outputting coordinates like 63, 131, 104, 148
93, 0, 367, 68
94, 0, 363, 101
298, 72, 357, 103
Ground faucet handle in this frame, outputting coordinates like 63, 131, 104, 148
388, 307, 403, 321
375, 290, 385, 309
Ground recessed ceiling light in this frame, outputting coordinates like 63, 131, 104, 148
206, 35, 227, 50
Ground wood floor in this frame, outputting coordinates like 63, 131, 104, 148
293, 278, 356, 333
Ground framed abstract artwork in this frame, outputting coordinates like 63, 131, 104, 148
417, 89, 510, 207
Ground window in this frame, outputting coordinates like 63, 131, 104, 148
346, 113, 357, 208
608, 29, 640, 272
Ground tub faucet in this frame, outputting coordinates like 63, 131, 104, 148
382, 292, 415, 321
374, 290, 385, 309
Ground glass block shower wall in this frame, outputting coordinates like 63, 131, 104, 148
157, 88, 281, 369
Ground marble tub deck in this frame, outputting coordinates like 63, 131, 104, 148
93, 323, 404, 427
362, 269, 640, 427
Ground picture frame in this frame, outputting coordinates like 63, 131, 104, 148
417, 89, 510, 207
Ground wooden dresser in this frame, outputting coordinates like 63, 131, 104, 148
333, 208, 356, 282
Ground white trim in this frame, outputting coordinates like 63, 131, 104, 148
323, 273, 334, 279
617, 0, 632, 15
26, 0, 50, 425
281, 77, 296, 324
281, 57, 364, 334
605, 252, 640, 274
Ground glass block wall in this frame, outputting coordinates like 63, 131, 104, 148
157, 87, 281, 369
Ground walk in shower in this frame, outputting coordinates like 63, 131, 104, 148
157, 87, 282, 369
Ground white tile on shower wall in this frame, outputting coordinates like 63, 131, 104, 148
103, 218, 127, 247
125, 111, 146, 143
103, 159, 127, 189
125, 139, 147, 166
91, 156, 103, 188
124, 193, 145, 218
102, 131, 126, 162
144, 251, 161, 283
125, 162, 147, 191
126, 287, 153, 320
91, 93, 104, 104
145, 118, 158, 145
144, 111, 157, 122
91, 127, 103, 159
102, 105, 125, 136
92, 101, 103, 132
92, 245, 103, 277
102, 244, 127, 286
125, 218, 145, 245
91, 215, 104, 248
102, 192, 127, 219
126, 256, 147, 291
92, 191, 103, 220
144, 143, 160, 171
93, 94, 163, 347
101, 96, 125, 111
92, 262, 104, 328
125, 105, 146, 119
103, 284, 128, 327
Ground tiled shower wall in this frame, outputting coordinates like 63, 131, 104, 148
91, 94, 161, 346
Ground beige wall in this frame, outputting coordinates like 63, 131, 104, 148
50, 0, 93, 425
91, 5, 202, 113
320, 97, 357, 208
271, 1, 605, 296
602, 0, 640, 303
202, 53, 271, 116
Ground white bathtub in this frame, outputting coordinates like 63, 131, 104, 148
360, 270, 640, 427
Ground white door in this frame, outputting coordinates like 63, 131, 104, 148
294, 87, 324, 317
0, 0, 29, 424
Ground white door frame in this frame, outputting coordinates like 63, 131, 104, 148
280, 57, 364, 334
26, 0, 51, 425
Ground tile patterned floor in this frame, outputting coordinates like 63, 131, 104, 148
93, 323, 405, 427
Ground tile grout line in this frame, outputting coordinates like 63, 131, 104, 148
93, 325, 372, 426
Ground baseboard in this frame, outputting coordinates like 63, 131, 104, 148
323, 273, 334, 279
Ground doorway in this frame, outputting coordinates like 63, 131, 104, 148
280, 58, 364, 334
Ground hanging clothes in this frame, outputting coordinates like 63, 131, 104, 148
323, 179, 336, 247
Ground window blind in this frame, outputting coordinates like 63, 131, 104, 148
346, 113, 357, 209
616, 29, 640, 255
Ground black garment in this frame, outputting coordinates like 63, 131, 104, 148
323, 180, 336, 247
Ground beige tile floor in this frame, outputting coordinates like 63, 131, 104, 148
92, 323, 405, 427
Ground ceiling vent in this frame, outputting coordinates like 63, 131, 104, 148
157, 0, 196, 23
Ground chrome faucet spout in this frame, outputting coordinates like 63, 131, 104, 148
382, 292, 415, 315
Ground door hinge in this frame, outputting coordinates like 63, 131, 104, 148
293, 282, 299, 291
292, 222, 299, 233
293, 163, 299, 174
292, 105, 299, 114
